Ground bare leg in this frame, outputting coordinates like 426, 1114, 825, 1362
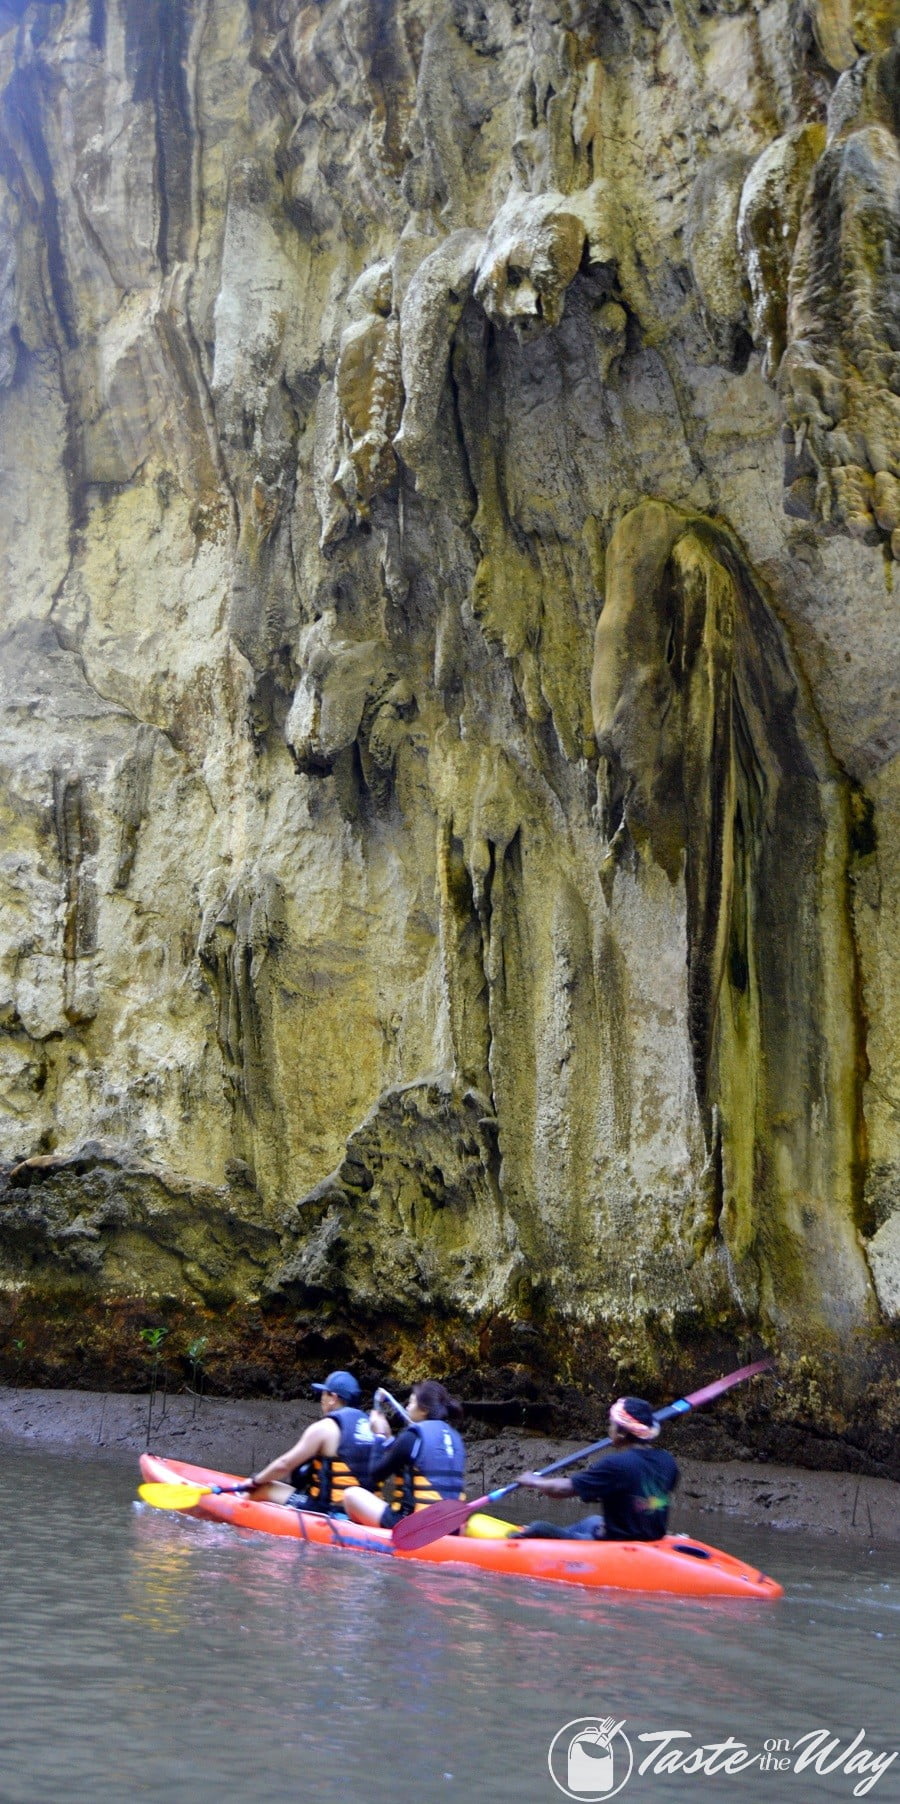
342, 1485, 389, 1526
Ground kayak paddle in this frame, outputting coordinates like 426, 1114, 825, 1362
138, 1480, 250, 1510
374, 1386, 413, 1424
139, 1384, 409, 1514
391, 1357, 773, 1551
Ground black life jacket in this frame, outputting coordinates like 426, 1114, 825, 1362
300, 1408, 376, 1512
395, 1418, 466, 1516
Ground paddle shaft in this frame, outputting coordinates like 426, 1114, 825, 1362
483, 1358, 772, 1507
138, 1480, 250, 1510
391, 1357, 773, 1549
374, 1387, 413, 1425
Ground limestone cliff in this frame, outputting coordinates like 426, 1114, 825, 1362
1, 0, 899, 1457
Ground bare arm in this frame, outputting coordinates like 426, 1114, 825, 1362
247, 1419, 336, 1487
517, 1472, 576, 1498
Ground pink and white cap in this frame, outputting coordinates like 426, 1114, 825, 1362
609, 1396, 660, 1440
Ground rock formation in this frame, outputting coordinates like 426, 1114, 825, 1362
1, 0, 899, 1455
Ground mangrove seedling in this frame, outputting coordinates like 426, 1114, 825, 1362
185, 1336, 208, 1420
140, 1326, 170, 1446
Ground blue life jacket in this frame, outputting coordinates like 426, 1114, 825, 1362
294, 1407, 376, 1512
396, 1418, 465, 1515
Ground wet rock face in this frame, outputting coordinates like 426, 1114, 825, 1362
699, 38, 900, 549
592, 501, 873, 1336
1, 0, 899, 1437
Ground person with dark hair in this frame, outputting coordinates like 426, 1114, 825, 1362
510, 1397, 679, 1541
342, 1380, 466, 1528
236, 1370, 378, 1515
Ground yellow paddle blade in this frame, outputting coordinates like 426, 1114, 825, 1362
137, 1482, 213, 1510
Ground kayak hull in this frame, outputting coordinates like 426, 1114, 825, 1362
139, 1454, 783, 1600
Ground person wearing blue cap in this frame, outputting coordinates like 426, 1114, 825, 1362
235, 1371, 379, 1514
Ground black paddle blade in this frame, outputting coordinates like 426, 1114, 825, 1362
391, 1495, 485, 1550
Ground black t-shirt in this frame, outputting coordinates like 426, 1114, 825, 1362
570, 1446, 679, 1540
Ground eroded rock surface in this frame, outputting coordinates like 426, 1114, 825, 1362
592, 500, 873, 1334
1, 0, 899, 1449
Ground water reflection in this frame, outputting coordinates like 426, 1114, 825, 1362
0, 1449, 897, 1804
127, 1504, 309, 1632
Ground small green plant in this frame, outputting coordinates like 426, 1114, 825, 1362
185, 1336, 208, 1420
140, 1327, 167, 1349
139, 1326, 170, 1446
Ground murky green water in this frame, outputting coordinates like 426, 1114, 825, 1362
0, 1447, 896, 1804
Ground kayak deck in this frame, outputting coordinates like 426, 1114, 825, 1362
139, 1455, 783, 1600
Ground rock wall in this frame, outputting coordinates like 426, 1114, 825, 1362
1, 0, 899, 1448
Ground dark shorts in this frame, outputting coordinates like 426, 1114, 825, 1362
514, 1515, 607, 1541
285, 1489, 341, 1517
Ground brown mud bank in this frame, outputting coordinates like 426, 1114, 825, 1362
4, 1282, 900, 1479
2, 1385, 899, 1546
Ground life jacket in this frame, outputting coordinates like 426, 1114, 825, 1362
300, 1408, 376, 1512
395, 1418, 465, 1516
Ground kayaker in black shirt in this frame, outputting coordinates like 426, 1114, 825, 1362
342, 1379, 466, 1528
511, 1396, 679, 1541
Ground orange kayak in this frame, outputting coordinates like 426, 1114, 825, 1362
139, 1455, 783, 1600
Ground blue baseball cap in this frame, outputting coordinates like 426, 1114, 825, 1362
312, 1369, 360, 1403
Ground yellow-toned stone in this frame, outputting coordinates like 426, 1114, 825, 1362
0, 0, 899, 1443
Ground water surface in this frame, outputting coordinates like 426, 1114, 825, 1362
0, 1448, 896, 1804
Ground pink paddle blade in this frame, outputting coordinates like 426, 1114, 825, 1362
391, 1358, 774, 1554
391, 1496, 483, 1550
683, 1359, 773, 1411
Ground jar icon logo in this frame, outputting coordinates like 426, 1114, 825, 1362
569, 1722, 616, 1792
548, 1716, 633, 1800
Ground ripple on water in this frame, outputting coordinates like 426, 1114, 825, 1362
0, 1449, 896, 1804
